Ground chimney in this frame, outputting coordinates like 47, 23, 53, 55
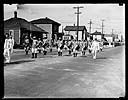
14, 11, 17, 18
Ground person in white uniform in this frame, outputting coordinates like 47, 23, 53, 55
91, 38, 100, 59
4, 34, 13, 63
73, 40, 80, 57
30, 34, 39, 58
57, 38, 64, 56
9, 35, 14, 54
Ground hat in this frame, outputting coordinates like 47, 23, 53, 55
33, 36, 36, 39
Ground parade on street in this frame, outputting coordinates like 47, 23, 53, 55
3, 4, 125, 98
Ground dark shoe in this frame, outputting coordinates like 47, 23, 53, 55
39, 50, 41, 53
73, 53, 75, 57
26, 51, 28, 55
32, 53, 34, 58
61, 52, 62, 56
69, 51, 71, 55
75, 53, 77, 57
58, 52, 60, 56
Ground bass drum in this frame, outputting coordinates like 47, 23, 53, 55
75, 45, 80, 51
83, 46, 87, 50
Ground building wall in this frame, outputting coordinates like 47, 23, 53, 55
65, 31, 76, 39
65, 31, 85, 40
34, 24, 52, 41
78, 31, 82, 40
93, 35, 102, 40
4, 27, 20, 44
105, 37, 113, 42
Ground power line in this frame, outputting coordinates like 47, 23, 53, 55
73, 6, 84, 40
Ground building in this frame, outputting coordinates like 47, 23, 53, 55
91, 31, 103, 41
30, 17, 61, 44
104, 34, 114, 43
4, 11, 47, 46
57, 32, 64, 40
64, 26, 88, 41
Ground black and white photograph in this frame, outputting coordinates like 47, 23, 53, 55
3, 4, 125, 98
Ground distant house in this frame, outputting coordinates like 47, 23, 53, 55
104, 34, 115, 42
64, 26, 88, 41
4, 11, 47, 46
30, 17, 61, 44
91, 31, 103, 41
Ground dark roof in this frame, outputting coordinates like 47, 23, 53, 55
91, 31, 102, 35
64, 26, 87, 31
30, 17, 61, 26
4, 17, 47, 33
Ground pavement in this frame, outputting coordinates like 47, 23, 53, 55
4, 45, 125, 98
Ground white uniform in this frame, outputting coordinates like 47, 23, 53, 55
57, 40, 63, 52
4, 39, 12, 63
81, 41, 87, 55
31, 39, 38, 53
91, 40, 100, 59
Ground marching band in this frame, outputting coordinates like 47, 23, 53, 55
4, 33, 103, 63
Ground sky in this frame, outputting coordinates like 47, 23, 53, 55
4, 4, 125, 37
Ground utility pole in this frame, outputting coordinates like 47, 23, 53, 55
88, 19, 93, 33
101, 19, 105, 38
112, 29, 114, 34
112, 29, 114, 42
73, 6, 84, 41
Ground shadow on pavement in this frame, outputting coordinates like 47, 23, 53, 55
38, 55, 55, 58
4, 59, 35, 66
63, 54, 72, 56
79, 55, 87, 57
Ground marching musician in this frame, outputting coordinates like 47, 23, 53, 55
23, 35, 30, 55
81, 40, 88, 56
42, 40, 48, 55
38, 38, 43, 53
67, 40, 73, 55
91, 38, 100, 59
30, 34, 38, 58
4, 34, 14, 63
57, 38, 64, 56
73, 40, 80, 57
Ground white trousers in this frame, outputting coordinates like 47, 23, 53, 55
92, 49, 97, 59
31, 48, 38, 53
4, 48, 11, 63
73, 49, 78, 53
58, 48, 62, 52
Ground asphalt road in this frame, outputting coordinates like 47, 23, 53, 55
4, 46, 125, 98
